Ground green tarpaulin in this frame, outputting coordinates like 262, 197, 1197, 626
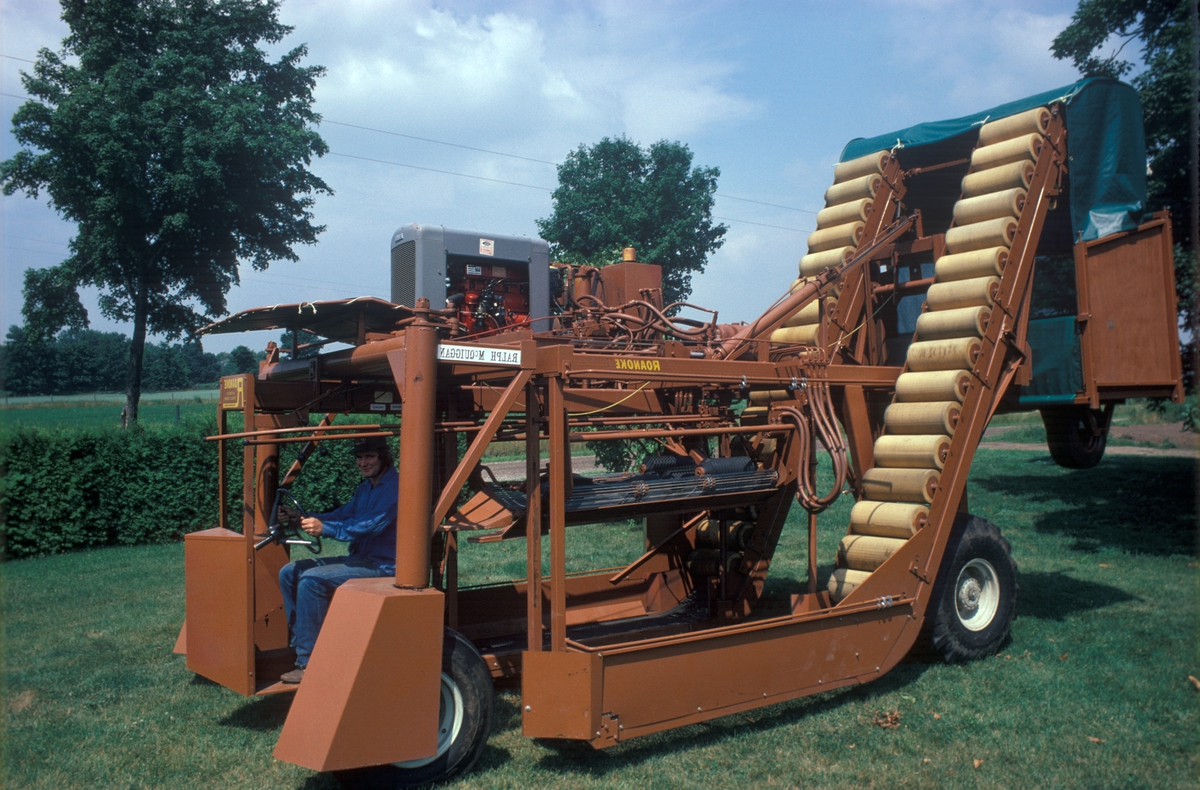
1018, 316, 1084, 406
840, 78, 1146, 241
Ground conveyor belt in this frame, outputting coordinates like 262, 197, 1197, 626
488, 469, 780, 513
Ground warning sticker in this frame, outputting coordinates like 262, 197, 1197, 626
479, 238, 494, 256
220, 377, 244, 410
466, 264, 482, 276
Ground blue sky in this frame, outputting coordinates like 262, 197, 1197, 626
2, 0, 1092, 353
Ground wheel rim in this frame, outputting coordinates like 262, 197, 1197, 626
954, 558, 1000, 632
1074, 421, 1103, 452
393, 672, 464, 769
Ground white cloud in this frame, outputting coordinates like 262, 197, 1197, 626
876, 4, 1080, 124
282, 0, 754, 150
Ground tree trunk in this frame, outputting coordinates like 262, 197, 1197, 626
122, 274, 149, 429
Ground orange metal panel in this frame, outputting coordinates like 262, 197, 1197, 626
254, 543, 290, 651
522, 650, 601, 739
273, 580, 444, 772
839, 384, 874, 488
595, 262, 663, 306
548, 377, 568, 651
525, 379, 544, 656
1079, 222, 1180, 388
184, 528, 254, 695
580, 605, 912, 744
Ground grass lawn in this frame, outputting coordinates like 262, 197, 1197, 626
4, 449, 1197, 788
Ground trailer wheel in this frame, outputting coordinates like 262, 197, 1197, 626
927, 515, 1018, 663
1040, 406, 1109, 469
336, 629, 493, 789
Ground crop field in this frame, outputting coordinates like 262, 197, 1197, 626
4, 445, 1197, 789
0, 397, 219, 431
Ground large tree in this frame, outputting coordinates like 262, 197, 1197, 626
1, 0, 331, 425
1051, 0, 1197, 381
536, 137, 726, 306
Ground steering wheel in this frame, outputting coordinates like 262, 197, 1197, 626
254, 487, 322, 554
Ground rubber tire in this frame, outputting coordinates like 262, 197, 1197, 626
335, 629, 493, 788
1040, 407, 1107, 469
926, 515, 1019, 663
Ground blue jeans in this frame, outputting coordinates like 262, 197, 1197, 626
279, 556, 391, 666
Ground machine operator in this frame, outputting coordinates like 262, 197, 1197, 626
277, 436, 399, 684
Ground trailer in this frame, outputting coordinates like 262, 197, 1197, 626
177, 77, 1182, 786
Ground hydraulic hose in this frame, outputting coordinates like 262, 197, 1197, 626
778, 380, 848, 513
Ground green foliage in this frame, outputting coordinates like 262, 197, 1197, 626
227, 345, 259, 375
279, 329, 325, 359
180, 340, 221, 385
140, 343, 190, 392
1180, 393, 1200, 432
20, 265, 88, 342
536, 137, 727, 305
0, 423, 222, 557
277, 437, 367, 516
1173, 244, 1196, 390
1, 326, 221, 395
0, 0, 331, 423
0, 420, 365, 559
1051, 0, 1196, 340
587, 437, 660, 473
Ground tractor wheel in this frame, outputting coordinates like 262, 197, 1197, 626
927, 515, 1019, 663
336, 629, 493, 788
1040, 406, 1109, 469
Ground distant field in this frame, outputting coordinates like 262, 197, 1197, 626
2, 388, 219, 406
0, 398, 219, 430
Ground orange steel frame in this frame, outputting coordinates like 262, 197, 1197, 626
177, 104, 1184, 772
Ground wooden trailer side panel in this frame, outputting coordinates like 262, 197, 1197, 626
1075, 217, 1182, 401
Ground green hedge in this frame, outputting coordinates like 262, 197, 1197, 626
1, 421, 364, 559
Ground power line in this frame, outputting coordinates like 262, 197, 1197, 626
4, 245, 65, 257
323, 116, 816, 214
2, 234, 70, 248
327, 151, 553, 191
325, 120, 559, 166
243, 269, 379, 292
330, 152, 806, 232
1, 54, 36, 64
712, 216, 807, 233
717, 193, 817, 215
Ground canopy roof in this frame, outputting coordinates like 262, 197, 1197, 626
841, 78, 1147, 240
196, 297, 413, 344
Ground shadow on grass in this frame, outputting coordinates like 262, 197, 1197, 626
1015, 570, 1137, 621
219, 693, 294, 731
973, 455, 1197, 556
528, 661, 932, 779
